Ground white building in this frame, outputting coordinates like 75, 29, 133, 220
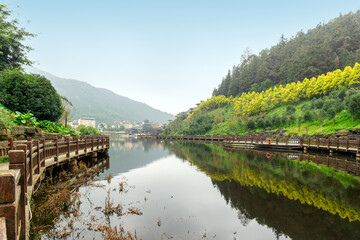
78, 117, 96, 128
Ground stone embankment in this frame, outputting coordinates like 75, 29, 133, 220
0, 126, 64, 141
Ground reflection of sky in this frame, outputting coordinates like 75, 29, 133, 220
51, 141, 286, 239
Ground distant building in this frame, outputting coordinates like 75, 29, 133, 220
78, 117, 96, 128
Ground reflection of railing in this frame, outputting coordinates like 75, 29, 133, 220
139, 134, 360, 154
224, 147, 360, 176
0, 135, 109, 240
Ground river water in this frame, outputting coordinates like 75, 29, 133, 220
31, 138, 360, 239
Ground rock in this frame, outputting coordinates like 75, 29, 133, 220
11, 126, 25, 135
25, 127, 36, 134
349, 128, 360, 134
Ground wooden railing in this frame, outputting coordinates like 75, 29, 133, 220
0, 138, 14, 161
0, 135, 109, 240
223, 147, 360, 176
138, 134, 360, 154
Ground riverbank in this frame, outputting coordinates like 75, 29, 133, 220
0, 136, 109, 240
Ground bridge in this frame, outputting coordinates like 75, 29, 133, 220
0, 135, 109, 240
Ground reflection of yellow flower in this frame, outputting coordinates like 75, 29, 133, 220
186, 153, 360, 222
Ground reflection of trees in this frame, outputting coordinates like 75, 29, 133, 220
213, 179, 360, 240
164, 142, 360, 239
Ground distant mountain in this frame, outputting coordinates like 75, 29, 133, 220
27, 67, 174, 124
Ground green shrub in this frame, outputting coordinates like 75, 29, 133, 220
0, 105, 14, 129
78, 125, 101, 135
246, 119, 256, 130
13, 111, 37, 126
256, 118, 265, 128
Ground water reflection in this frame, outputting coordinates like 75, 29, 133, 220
165, 141, 360, 239
31, 140, 360, 239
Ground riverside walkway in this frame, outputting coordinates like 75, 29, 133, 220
0, 135, 109, 240
139, 134, 360, 176
139, 134, 360, 154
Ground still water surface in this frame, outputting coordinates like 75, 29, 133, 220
32, 139, 360, 239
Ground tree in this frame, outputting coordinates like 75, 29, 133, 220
246, 119, 256, 130
326, 107, 336, 125
303, 110, 313, 135
318, 109, 327, 127
59, 96, 73, 127
78, 125, 101, 135
285, 105, 296, 115
0, 5, 34, 70
347, 93, 360, 121
0, 69, 63, 122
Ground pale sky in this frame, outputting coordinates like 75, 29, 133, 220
4, 0, 360, 115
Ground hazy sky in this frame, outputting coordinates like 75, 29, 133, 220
4, 0, 360, 115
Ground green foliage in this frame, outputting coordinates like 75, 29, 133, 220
9, 109, 77, 135
0, 5, 34, 71
272, 115, 281, 127
0, 157, 8, 163
78, 125, 101, 135
37, 120, 76, 135
0, 104, 14, 129
285, 105, 296, 115
0, 69, 63, 122
213, 10, 360, 98
13, 111, 37, 126
303, 111, 313, 122
182, 115, 213, 135
255, 118, 265, 128
246, 119, 256, 130
347, 93, 360, 121
165, 86, 360, 136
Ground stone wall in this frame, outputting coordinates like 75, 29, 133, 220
0, 126, 64, 141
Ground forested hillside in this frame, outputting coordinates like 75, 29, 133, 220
213, 10, 360, 97
163, 64, 360, 136
27, 68, 174, 124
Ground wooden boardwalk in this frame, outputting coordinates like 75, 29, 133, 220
138, 134, 360, 154
0, 135, 109, 240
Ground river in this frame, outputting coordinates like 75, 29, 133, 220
30, 138, 360, 239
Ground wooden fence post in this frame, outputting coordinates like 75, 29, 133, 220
7, 137, 14, 150
346, 138, 349, 152
41, 137, 46, 167
33, 140, 40, 174
26, 138, 33, 186
76, 137, 79, 156
54, 138, 59, 166
67, 137, 70, 158
286, 136, 288, 146
8, 149, 27, 238
84, 137, 87, 155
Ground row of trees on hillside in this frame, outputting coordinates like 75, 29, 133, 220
247, 88, 360, 131
190, 63, 360, 120
213, 10, 360, 98
233, 63, 360, 117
